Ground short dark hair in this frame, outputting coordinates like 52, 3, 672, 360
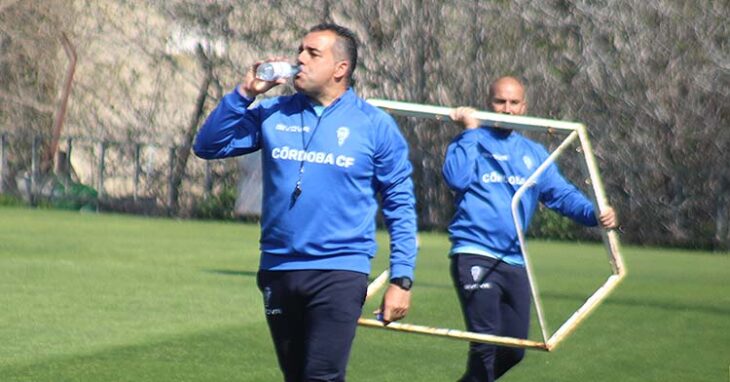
309, 23, 358, 86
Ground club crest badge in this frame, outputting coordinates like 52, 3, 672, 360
337, 126, 350, 146
470, 266, 482, 282
523, 155, 534, 170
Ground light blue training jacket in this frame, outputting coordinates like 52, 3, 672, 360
442, 126, 598, 266
194, 88, 417, 279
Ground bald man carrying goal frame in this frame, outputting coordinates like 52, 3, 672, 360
443, 76, 618, 382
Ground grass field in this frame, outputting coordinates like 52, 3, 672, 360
1, 206, 728, 381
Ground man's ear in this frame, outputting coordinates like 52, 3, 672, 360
333, 60, 349, 81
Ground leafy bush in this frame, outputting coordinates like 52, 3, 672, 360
0, 194, 24, 207
530, 206, 580, 241
50, 181, 98, 211
191, 186, 237, 220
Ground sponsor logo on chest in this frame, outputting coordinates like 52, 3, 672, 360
275, 123, 311, 133
269, 124, 357, 168
480, 152, 537, 186
481, 171, 527, 186
271, 146, 355, 168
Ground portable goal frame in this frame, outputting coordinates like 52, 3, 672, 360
358, 99, 626, 352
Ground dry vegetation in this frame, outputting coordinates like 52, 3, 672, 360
1, 0, 728, 249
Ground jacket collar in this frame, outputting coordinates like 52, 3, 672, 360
296, 87, 356, 113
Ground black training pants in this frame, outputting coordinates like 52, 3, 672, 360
257, 269, 368, 382
450, 254, 531, 382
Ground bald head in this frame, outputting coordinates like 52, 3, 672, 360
488, 76, 527, 116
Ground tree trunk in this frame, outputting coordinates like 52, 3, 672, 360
168, 44, 213, 215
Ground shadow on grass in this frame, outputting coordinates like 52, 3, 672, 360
204, 270, 726, 316
204, 269, 452, 290
0, 324, 278, 382
541, 291, 730, 316
204, 269, 258, 278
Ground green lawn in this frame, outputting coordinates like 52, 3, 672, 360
1, 206, 728, 381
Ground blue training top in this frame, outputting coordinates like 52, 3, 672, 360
442, 126, 598, 266
194, 88, 418, 280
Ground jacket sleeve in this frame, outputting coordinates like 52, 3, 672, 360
373, 114, 418, 280
538, 161, 598, 226
442, 129, 481, 192
193, 89, 262, 159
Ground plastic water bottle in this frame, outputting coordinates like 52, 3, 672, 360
256, 62, 300, 81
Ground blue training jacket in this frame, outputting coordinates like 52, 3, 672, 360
194, 88, 417, 279
442, 127, 598, 266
